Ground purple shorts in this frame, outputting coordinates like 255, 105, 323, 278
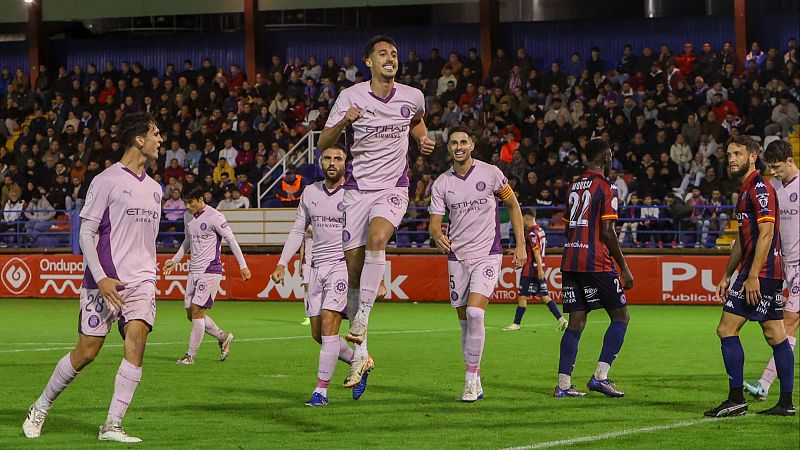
184, 273, 222, 309
305, 261, 348, 317
79, 281, 156, 339
342, 188, 408, 252
447, 255, 502, 308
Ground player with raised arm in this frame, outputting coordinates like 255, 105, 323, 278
744, 140, 799, 402
317, 35, 435, 388
163, 186, 251, 365
23, 113, 163, 442
271, 146, 368, 405
502, 208, 568, 332
428, 126, 527, 402
705, 136, 795, 417
555, 138, 634, 398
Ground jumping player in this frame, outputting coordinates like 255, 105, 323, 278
428, 126, 527, 402
502, 208, 568, 331
744, 140, 799, 402
555, 138, 634, 398
271, 146, 368, 405
163, 186, 251, 365
707, 136, 795, 417
318, 34, 435, 387
23, 113, 163, 442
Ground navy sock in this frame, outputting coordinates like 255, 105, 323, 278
721, 336, 745, 402
771, 339, 795, 405
558, 329, 581, 375
598, 321, 628, 364
546, 300, 563, 320
513, 306, 526, 325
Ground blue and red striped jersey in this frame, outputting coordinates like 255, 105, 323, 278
561, 169, 620, 273
735, 170, 782, 280
521, 224, 547, 277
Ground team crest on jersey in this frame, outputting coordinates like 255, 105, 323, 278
200, 223, 208, 230
483, 266, 495, 279
88, 315, 100, 328
388, 194, 402, 207
475, 181, 486, 192
153, 192, 161, 203
400, 105, 411, 118
792, 285, 800, 296
337, 202, 346, 212
757, 193, 769, 208
335, 280, 348, 294
774, 293, 784, 306
791, 193, 799, 203
197, 282, 207, 293
85, 191, 94, 205
342, 230, 351, 242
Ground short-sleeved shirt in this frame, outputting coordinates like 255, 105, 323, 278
736, 170, 782, 279
325, 82, 425, 191
521, 224, 547, 277
561, 169, 620, 273
284, 181, 346, 267
183, 206, 234, 274
771, 175, 799, 266
80, 163, 162, 288
429, 160, 514, 261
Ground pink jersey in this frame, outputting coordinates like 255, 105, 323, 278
80, 163, 162, 288
325, 82, 425, 190
183, 206, 245, 274
279, 182, 345, 267
772, 175, 799, 265
429, 160, 514, 261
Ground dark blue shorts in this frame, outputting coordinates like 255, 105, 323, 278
723, 275, 784, 322
520, 276, 549, 297
561, 271, 627, 314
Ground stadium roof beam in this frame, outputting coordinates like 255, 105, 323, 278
244, 0, 266, 94
26, 0, 46, 88
479, 0, 499, 81
733, 0, 747, 72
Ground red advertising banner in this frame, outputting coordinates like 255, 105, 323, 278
0, 254, 732, 305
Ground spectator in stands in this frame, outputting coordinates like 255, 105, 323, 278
618, 192, 640, 245
745, 41, 766, 69
213, 157, 235, 185
1, 185, 24, 244
638, 193, 661, 246
699, 187, 729, 248
24, 189, 55, 244
160, 187, 185, 246
274, 164, 304, 207
765, 92, 799, 137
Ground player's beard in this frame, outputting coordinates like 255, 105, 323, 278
731, 158, 751, 179
325, 168, 343, 184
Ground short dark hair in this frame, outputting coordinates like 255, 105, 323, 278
726, 135, 760, 154
118, 112, 155, 149
522, 208, 536, 218
585, 138, 610, 162
364, 35, 397, 59
447, 125, 475, 141
763, 140, 794, 163
184, 186, 206, 201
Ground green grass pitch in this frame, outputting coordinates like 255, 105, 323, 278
0, 298, 798, 449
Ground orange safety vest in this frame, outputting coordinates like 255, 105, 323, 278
277, 175, 303, 202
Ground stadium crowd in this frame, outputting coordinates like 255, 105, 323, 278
0, 37, 798, 247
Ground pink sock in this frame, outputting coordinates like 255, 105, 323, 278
188, 319, 204, 357
107, 359, 142, 424
465, 307, 485, 380
459, 319, 468, 365
35, 353, 79, 410
760, 335, 796, 391
318, 335, 339, 384
355, 250, 386, 324
338, 337, 354, 364
204, 316, 224, 341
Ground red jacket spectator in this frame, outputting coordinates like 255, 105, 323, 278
675, 49, 696, 76
712, 99, 740, 121
500, 138, 519, 163
164, 161, 187, 183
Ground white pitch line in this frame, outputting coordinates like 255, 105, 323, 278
501, 416, 746, 450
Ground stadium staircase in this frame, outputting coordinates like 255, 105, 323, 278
256, 129, 321, 207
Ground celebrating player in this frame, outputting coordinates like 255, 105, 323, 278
555, 138, 634, 398
707, 136, 795, 417
318, 34, 434, 387
163, 186, 251, 365
744, 141, 799, 402
502, 208, 568, 332
271, 146, 367, 406
428, 126, 527, 402
23, 113, 163, 442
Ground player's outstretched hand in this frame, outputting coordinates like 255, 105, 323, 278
743, 276, 761, 305
342, 107, 363, 126
621, 267, 634, 290
271, 265, 285, 284
433, 234, 451, 253
241, 267, 252, 281
418, 136, 435, 155
512, 245, 527, 269
377, 281, 387, 300
162, 260, 176, 276
715, 276, 730, 303
98, 277, 125, 309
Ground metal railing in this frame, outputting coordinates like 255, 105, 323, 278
0, 209, 79, 252
256, 130, 321, 207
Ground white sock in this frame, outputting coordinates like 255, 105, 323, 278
353, 337, 368, 361
595, 362, 611, 381
313, 386, 328, 397
558, 373, 572, 390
